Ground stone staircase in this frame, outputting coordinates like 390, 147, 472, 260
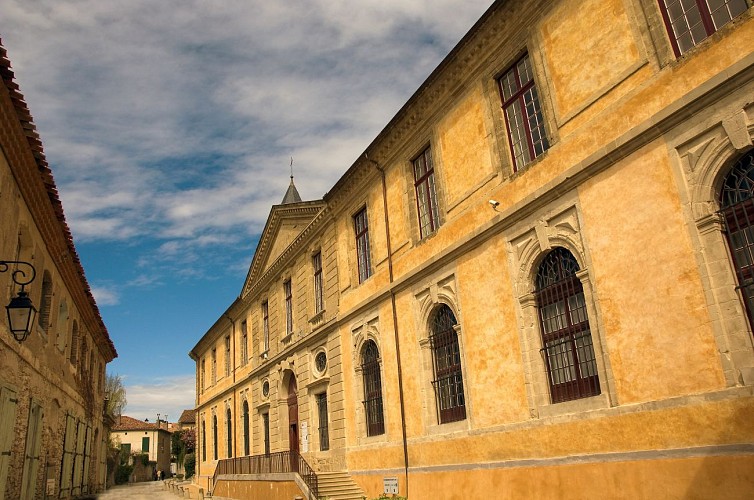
316, 471, 365, 500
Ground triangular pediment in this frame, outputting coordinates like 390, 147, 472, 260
242, 200, 326, 296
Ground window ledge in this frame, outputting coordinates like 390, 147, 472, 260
259, 350, 270, 361
536, 392, 610, 419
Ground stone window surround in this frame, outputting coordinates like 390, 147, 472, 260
351, 314, 389, 443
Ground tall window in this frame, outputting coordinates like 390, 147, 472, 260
354, 208, 372, 283
201, 419, 206, 462
211, 349, 217, 385
284, 280, 293, 336
225, 335, 231, 377
429, 305, 466, 423
720, 151, 754, 331
200, 358, 206, 393
361, 340, 385, 436
262, 301, 270, 352
38, 271, 53, 332
226, 408, 232, 458
413, 147, 441, 238
262, 413, 270, 455
658, 0, 748, 56
316, 393, 329, 451
313, 252, 324, 314
241, 320, 248, 366
69, 321, 79, 364
498, 53, 549, 171
141, 437, 150, 455
212, 414, 218, 460
242, 400, 250, 456
535, 247, 600, 403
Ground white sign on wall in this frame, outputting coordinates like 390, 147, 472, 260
300, 421, 309, 452
384, 477, 399, 494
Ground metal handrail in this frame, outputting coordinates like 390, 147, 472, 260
214, 451, 318, 499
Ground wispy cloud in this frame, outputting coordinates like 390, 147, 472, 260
90, 286, 119, 306
122, 374, 196, 422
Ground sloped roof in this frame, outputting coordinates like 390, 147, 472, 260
178, 409, 195, 424
112, 415, 162, 432
281, 176, 302, 204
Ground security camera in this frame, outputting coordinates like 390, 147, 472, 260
489, 199, 500, 209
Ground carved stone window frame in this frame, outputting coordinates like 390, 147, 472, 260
351, 313, 388, 444
508, 203, 616, 418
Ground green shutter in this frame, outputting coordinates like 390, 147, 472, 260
142, 436, 150, 456
0, 387, 19, 498
20, 401, 43, 500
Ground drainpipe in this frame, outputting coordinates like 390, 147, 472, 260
367, 154, 409, 494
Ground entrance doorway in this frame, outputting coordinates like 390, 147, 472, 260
287, 376, 299, 471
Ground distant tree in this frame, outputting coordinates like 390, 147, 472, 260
172, 428, 196, 470
105, 373, 127, 419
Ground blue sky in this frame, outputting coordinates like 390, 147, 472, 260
1, 0, 492, 421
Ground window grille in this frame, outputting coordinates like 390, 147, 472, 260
316, 393, 329, 451
535, 247, 600, 403
284, 280, 293, 335
225, 336, 231, 376
262, 413, 270, 455
658, 0, 748, 56
353, 208, 372, 283
241, 320, 248, 366
361, 340, 385, 436
313, 252, 324, 314
201, 420, 206, 462
498, 53, 550, 171
242, 400, 250, 456
226, 408, 232, 458
262, 301, 269, 352
211, 349, 217, 385
429, 305, 466, 423
212, 415, 218, 460
720, 150, 754, 332
413, 147, 441, 238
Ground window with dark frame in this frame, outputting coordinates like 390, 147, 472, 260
413, 147, 441, 238
658, 0, 748, 56
211, 348, 217, 385
429, 305, 466, 424
354, 208, 372, 283
720, 150, 754, 333
200, 358, 205, 392
226, 408, 232, 458
262, 301, 269, 353
201, 420, 206, 461
262, 413, 270, 455
535, 247, 600, 404
212, 414, 218, 460
284, 279, 293, 336
316, 392, 329, 451
313, 251, 324, 314
361, 340, 385, 436
498, 53, 550, 172
241, 320, 248, 366
242, 400, 250, 456
225, 335, 231, 377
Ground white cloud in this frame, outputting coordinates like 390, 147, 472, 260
90, 286, 119, 306
122, 374, 196, 422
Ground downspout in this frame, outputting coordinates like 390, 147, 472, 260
367, 154, 409, 493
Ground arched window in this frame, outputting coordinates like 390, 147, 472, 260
429, 305, 466, 423
201, 419, 206, 462
535, 247, 600, 403
242, 400, 250, 456
212, 414, 218, 460
226, 408, 232, 458
720, 150, 754, 332
38, 271, 53, 331
361, 340, 384, 435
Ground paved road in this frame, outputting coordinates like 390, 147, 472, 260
91, 481, 176, 499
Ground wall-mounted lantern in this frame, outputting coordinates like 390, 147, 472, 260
0, 260, 37, 342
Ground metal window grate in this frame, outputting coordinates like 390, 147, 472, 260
413, 147, 441, 238
313, 252, 324, 313
284, 280, 293, 335
361, 340, 385, 436
535, 248, 600, 403
429, 305, 466, 423
316, 393, 329, 451
354, 208, 372, 283
721, 151, 754, 332
659, 0, 748, 56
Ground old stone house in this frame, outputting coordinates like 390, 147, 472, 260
190, 0, 754, 498
0, 41, 117, 498
111, 415, 172, 478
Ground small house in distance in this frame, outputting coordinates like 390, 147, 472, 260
111, 415, 172, 480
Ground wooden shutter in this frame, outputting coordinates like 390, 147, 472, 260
59, 414, 76, 497
72, 420, 85, 495
20, 401, 43, 500
81, 425, 91, 494
0, 387, 19, 498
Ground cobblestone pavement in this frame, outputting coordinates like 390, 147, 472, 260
92, 481, 176, 499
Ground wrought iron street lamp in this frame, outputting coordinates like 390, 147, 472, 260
0, 260, 37, 342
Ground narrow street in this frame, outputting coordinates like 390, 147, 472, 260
92, 481, 176, 500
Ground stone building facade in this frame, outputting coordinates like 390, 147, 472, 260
191, 1, 754, 498
111, 416, 172, 477
0, 42, 117, 498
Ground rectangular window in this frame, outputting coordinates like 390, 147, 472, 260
225, 335, 231, 377
20, 401, 43, 500
0, 387, 18, 498
353, 208, 372, 283
141, 436, 150, 455
262, 301, 269, 353
241, 320, 248, 366
200, 358, 206, 392
317, 393, 329, 451
262, 413, 270, 455
498, 53, 550, 171
211, 349, 217, 385
658, 0, 748, 56
284, 280, 293, 336
313, 252, 324, 314
413, 147, 441, 238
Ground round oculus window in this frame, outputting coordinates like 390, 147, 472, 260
262, 380, 269, 397
315, 351, 327, 373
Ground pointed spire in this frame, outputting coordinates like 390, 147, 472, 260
281, 157, 302, 204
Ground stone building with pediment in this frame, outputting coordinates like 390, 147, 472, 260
190, 1, 754, 498
0, 41, 117, 498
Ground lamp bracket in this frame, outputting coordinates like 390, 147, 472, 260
0, 260, 36, 287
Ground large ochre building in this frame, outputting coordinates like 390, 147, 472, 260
190, 1, 754, 498
0, 42, 117, 498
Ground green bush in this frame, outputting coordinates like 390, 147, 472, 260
115, 464, 133, 485
184, 453, 196, 479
